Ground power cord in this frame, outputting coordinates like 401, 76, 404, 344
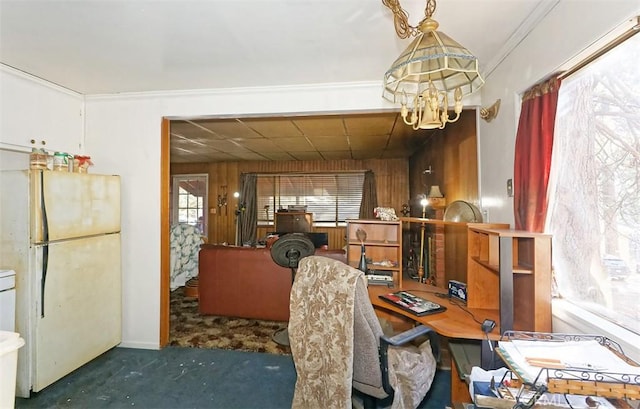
448, 297, 484, 325
482, 319, 496, 352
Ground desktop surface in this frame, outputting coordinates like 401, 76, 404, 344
368, 279, 501, 341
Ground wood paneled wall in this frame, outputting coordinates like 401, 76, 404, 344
171, 158, 409, 248
407, 109, 479, 284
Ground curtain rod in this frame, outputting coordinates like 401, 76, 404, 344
243, 170, 370, 177
559, 16, 640, 80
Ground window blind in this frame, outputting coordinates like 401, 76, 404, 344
256, 173, 365, 224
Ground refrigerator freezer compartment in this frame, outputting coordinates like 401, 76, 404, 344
30, 170, 121, 243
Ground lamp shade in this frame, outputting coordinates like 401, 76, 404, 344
382, 18, 484, 105
428, 185, 444, 198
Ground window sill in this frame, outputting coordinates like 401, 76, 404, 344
552, 298, 640, 363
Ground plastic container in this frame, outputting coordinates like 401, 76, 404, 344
29, 148, 49, 170
74, 155, 93, 173
0, 331, 25, 409
53, 152, 69, 171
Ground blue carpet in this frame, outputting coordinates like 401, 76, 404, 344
16, 346, 451, 408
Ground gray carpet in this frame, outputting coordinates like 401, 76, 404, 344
15, 346, 452, 408
15, 347, 296, 409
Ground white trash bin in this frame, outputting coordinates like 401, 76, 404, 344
0, 331, 25, 409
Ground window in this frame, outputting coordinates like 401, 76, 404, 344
547, 32, 640, 335
171, 174, 208, 237
256, 173, 365, 226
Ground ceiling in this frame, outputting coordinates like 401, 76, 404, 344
0, 0, 553, 163
169, 112, 421, 163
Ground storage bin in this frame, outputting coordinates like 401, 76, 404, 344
0, 331, 25, 409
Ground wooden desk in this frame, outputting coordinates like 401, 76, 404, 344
368, 279, 500, 405
368, 280, 500, 341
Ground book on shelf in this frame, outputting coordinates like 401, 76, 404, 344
364, 269, 393, 286
378, 291, 446, 316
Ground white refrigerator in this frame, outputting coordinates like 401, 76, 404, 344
0, 170, 121, 398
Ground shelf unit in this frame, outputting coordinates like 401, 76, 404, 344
346, 219, 402, 287
466, 226, 552, 334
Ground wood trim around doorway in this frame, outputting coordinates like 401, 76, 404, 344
160, 117, 170, 346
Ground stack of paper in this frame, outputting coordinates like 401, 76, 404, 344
497, 339, 640, 386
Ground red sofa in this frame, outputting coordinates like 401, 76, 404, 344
198, 244, 346, 321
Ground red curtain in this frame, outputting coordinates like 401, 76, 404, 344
514, 76, 561, 232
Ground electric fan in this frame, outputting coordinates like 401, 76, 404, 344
443, 200, 483, 223
269, 233, 315, 345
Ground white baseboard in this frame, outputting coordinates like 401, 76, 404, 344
117, 341, 160, 350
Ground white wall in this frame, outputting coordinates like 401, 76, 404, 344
84, 83, 398, 348
86, 1, 640, 348
10, 0, 639, 349
478, 1, 640, 225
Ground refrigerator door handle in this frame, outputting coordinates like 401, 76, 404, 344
40, 171, 49, 318
41, 244, 48, 318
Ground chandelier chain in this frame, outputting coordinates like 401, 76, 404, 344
381, 0, 414, 38
382, 0, 437, 39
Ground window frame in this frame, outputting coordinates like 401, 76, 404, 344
545, 19, 640, 350
256, 172, 365, 228
171, 173, 209, 237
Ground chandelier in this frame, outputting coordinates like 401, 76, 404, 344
382, 0, 484, 130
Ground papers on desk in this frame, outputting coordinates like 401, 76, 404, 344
497, 339, 640, 386
469, 366, 619, 409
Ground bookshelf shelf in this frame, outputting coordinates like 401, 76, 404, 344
346, 219, 402, 287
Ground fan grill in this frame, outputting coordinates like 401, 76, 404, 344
443, 200, 483, 223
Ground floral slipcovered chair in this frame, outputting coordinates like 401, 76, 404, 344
289, 255, 439, 409
170, 223, 205, 291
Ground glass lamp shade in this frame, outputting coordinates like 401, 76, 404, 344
383, 18, 484, 105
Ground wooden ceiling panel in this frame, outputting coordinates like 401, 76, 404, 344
271, 137, 315, 151
240, 118, 304, 138
293, 117, 346, 137
171, 123, 221, 140
236, 139, 284, 152
288, 151, 325, 161
259, 151, 298, 161
349, 134, 390, 150
228, 151, 271, 161
197, 119, 263, 139
197, 139, 251, 153
344, 114, 395, 136
306, 135, 350, 150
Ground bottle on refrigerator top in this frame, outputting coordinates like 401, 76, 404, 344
29, 149, 49, 170
73, 155, 93, 173
52, 152, 69, 172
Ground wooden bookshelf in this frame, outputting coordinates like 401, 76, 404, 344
346, 219, 402, 287
467, 226, 552, 334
